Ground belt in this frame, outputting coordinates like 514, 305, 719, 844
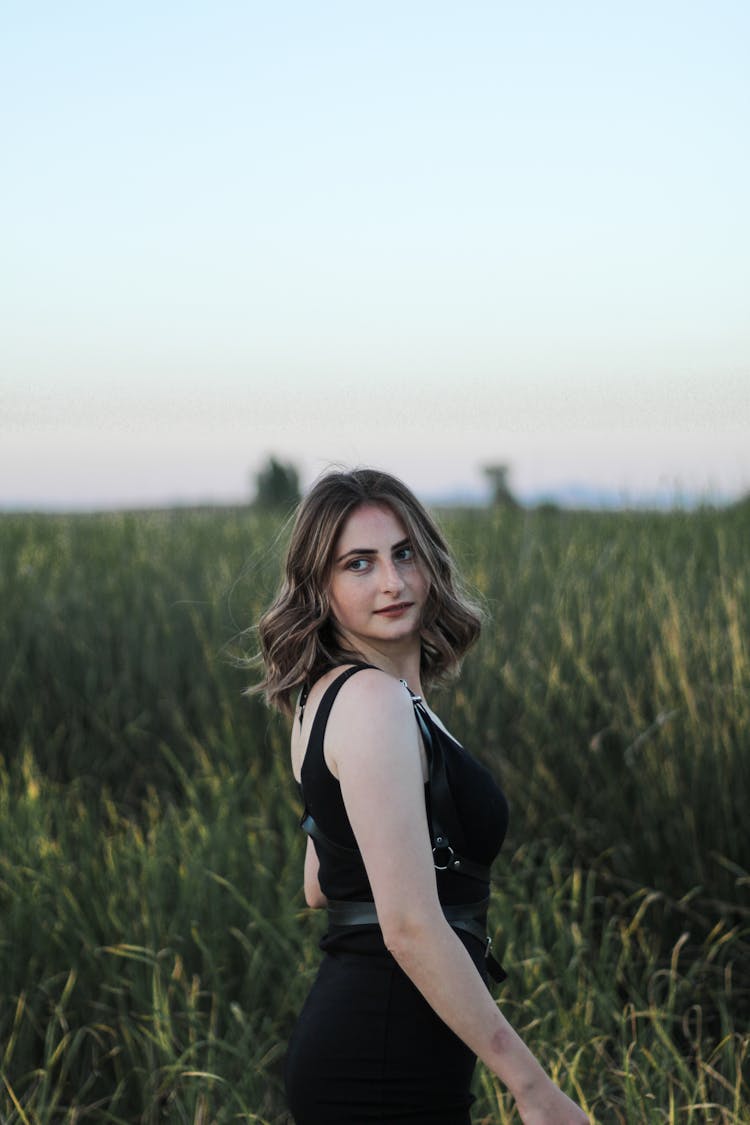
325, 897, 507, 983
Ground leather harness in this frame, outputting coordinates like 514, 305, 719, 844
298, 665, 506, 983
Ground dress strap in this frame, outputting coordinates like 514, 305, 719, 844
304, 662, 377, 748
299, 662, 377, 797
299, 663, 378, 859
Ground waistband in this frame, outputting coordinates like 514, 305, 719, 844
325, 897, 506, 983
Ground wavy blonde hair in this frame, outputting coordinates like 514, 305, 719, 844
251, 468, 483, 715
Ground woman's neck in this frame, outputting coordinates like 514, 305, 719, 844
339, 638, 424, 697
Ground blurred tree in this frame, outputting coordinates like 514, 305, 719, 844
252, 456, 301, 510
482, 464, 521, 509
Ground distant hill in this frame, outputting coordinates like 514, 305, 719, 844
424, 481, 736, 511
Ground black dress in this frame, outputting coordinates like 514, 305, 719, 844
284, 665, 509, 1124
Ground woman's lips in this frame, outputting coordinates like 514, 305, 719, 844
374, 602, 413, 615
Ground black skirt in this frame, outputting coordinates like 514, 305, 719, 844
284, 942, 486, 1124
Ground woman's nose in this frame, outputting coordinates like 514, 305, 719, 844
381, 560, 405, 593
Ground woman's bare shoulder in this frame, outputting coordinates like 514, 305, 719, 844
327, 665, 412, 719
291, 665, 412, 780
324, 669, 421, 778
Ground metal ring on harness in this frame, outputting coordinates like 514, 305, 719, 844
432, 837, 454, 871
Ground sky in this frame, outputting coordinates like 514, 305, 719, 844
3, 0, 749, 509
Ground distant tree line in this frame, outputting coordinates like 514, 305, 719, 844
482, 464, 520, 509
251, 456, 526, 510
251, 456, 301, 510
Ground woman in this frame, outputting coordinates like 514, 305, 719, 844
255, 468, 588, 1125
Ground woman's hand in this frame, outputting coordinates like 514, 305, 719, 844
516, 1073, 589, 1124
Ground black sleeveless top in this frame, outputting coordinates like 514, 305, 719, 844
298, 665, 509, 955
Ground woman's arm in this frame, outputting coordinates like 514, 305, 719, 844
303, 835, 328, 909
326, 670, 588, 1125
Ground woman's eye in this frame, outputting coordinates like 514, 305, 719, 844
347, 558, 369, 572
394, 546, 414, 562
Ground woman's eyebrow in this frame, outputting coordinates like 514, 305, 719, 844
335, 547, 376, 563
335, 537, 411, 564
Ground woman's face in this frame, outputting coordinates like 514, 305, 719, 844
327, 503, 428, 656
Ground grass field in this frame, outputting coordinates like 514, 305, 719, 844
1, 502, 748, 1123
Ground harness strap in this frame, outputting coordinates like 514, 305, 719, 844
407, 694, 490, 881
325, 897, 507, 983
300, 810, 359, 860
300, 664, 492, 882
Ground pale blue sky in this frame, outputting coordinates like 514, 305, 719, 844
3, 0, 749, 508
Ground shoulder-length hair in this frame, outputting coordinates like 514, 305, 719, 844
250, 468, 483, 716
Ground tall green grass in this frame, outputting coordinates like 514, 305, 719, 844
1, 502, 748, 1122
